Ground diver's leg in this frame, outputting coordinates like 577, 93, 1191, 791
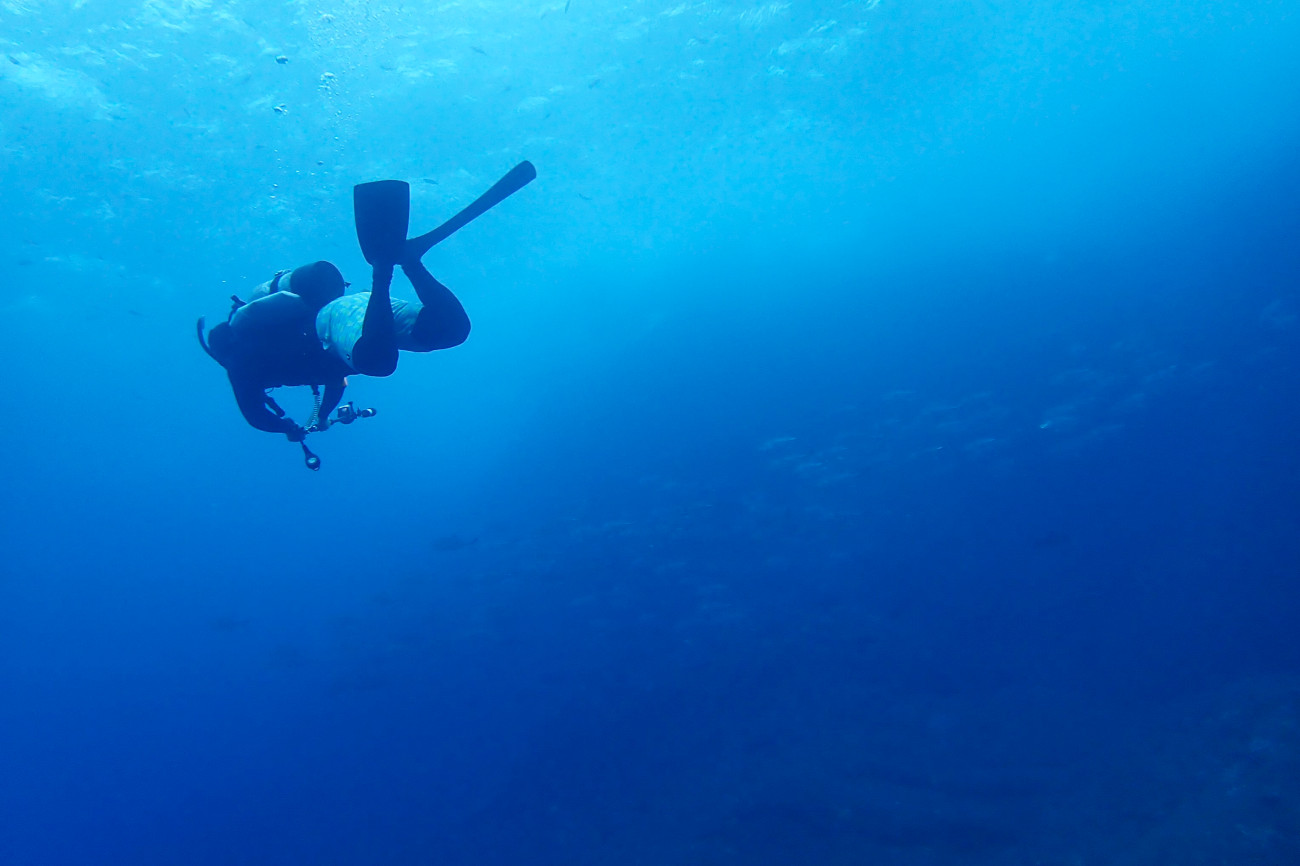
399, 258, 470, 349
350, 264, 400, 376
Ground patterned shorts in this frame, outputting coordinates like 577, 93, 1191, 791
315, 293, 433, 374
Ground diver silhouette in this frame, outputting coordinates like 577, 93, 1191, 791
197, 161, 536, 469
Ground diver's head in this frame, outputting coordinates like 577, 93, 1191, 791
288, 261, 346, 310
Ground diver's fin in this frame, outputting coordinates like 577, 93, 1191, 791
354, 180, 411, 267
406, 160, 536, 261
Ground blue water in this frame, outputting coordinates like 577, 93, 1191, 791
3, 2, 1299, 863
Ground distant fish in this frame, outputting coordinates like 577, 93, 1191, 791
209, 615, 252, 633
275, 55, 289, 64
471, 45, 487, 55
273, 104, 288, 114
432, 534, 478, 553
577, 192, 592, 201
565, 0, 571, 12
422, 178, 439, 184
7, 54, 20, 66
1030, 530, 1071, 550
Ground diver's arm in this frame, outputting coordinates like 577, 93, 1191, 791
317, 381, 346, 427
230, 374, 304, 438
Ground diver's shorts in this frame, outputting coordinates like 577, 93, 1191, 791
315, 293, 437, 374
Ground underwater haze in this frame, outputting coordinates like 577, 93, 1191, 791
3, 1, 1300, 863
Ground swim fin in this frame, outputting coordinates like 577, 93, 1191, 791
406, 160, 537, 261
354, 179, 411, 267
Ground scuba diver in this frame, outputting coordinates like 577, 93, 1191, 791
197, 161, 536, 469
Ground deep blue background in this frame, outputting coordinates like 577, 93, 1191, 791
2, 2, 1299, 864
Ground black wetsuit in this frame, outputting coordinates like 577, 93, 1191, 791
208, 258, 469, 437
221, 298, 349, 437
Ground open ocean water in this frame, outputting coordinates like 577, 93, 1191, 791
2, 1, 1299, 864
